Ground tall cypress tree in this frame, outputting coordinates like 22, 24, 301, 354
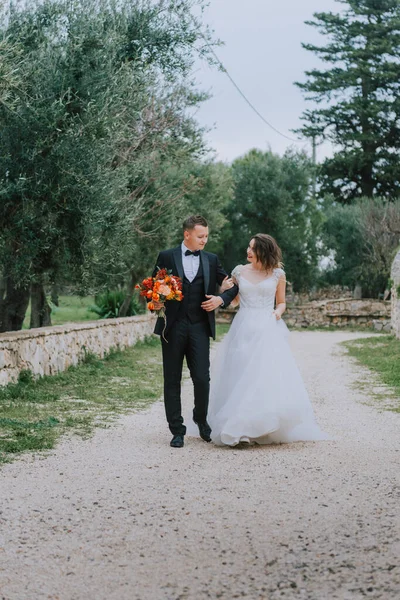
296, 0, 400, 201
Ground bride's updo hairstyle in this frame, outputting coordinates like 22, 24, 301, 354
251, 234, 283, 271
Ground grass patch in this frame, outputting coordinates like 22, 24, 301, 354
23, 295, 98, 329
342, 335, 400, 412
0, 336, 163, 463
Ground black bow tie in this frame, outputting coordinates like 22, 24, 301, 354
185, 249, 200, 257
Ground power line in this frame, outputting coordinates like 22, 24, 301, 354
200, 38, 304, 144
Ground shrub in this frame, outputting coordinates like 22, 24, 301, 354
89, 290, 142, 319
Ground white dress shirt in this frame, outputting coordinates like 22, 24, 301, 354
181, 242, 224, 307
181, 242, 200, 283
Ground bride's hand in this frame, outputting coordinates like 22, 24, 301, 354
220, 276, 234, 293
273, 310, 281, 320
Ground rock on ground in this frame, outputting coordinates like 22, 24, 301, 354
0, 331, 399, 600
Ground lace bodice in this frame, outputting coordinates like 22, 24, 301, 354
232, 265, 285, 310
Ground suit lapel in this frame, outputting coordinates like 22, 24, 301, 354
201, 251, 210, 293
173, 246, 184, 281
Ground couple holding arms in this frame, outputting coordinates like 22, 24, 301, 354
151, 215, 327, 448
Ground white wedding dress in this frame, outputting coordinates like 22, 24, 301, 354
208, 266, 329, 446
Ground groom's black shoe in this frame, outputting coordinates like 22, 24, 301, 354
170, 434, 184, 448
194, 420, 212, 443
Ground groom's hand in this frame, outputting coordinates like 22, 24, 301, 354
152, 301, 165, 311
201, 295, 224, 312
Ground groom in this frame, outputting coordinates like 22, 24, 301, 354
151, 215, 238, 448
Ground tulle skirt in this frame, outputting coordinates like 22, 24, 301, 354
207, 308, 329, 446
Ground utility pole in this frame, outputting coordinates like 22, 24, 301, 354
311, 134, 317, 201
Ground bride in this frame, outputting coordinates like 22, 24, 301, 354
208, 233, 329, 447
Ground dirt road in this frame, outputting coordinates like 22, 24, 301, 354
0, 331, 399, 600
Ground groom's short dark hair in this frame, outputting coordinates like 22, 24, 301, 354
183, 215, 208, 231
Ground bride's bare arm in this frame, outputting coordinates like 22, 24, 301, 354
229, 274, 240, 308
273, 275, 286, 320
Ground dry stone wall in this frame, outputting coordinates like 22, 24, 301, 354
391, 249, 400, 339
219, 298, 391, 331
0, 314, 156, 386
284, 298, 391, 330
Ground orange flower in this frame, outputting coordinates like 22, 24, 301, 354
146, 290, 152, 298
152, 292, 160, 301
148, 302, 155, 311
143, 278, 153, 289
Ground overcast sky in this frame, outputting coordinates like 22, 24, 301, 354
193, 0, 340, 163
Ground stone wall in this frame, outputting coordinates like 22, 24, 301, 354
0, 314, 156, 386
391, 249, 400, 339
285, 298, 391, 330
290, 285, 353, 304
219, 298, 391, 331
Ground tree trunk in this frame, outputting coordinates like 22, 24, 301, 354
0, 276, 6, 302
360, 76, 375, 198
360, 160, 375, 198
30, 282, 52, 329
50, 283, 59, 307
0, 277, 31, 333
0, 276, 6, 332
118, 271, 137, 318
0, 276, 6, 325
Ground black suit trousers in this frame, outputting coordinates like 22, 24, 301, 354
161, 317, 210, 436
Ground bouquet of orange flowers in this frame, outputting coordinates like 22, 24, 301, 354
136, 268, 183, 340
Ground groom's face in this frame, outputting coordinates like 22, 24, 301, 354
184, 225, 209, 251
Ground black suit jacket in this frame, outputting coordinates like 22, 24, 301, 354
152, 246, 238, 340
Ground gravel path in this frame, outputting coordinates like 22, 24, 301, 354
0, 331, 399, 600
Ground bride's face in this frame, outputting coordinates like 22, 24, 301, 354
246, 239, 257, 264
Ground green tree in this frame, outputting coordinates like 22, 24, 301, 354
0, 37, 24, 109
321, 197, 400, 296
177, 161, 233, 251
358, 198, 400, 294
296, 0, 400, 201
0, 0, 219, 330
0, 0, 130, 330
320, 202, 366, 291
220, 149, 321, 292
89, 0, 222, 315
